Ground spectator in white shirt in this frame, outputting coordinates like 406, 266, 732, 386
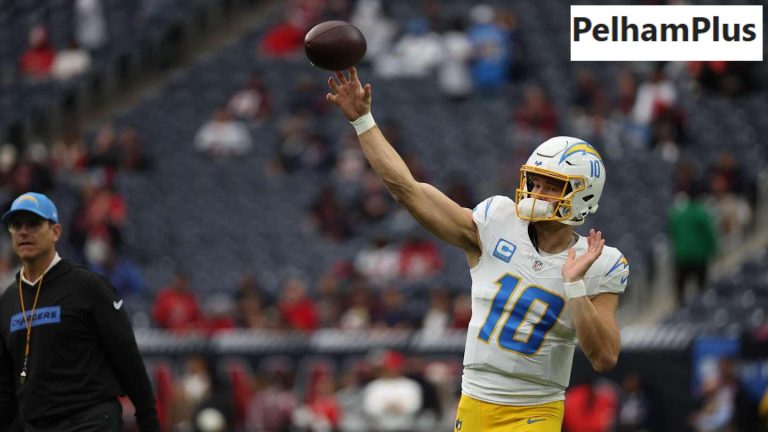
363, 351, 422, 431
194, 107, 253, 158
52, 40, 92, 81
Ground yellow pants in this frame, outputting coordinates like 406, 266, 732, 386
454, 394, 564, 432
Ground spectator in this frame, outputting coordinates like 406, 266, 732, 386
85, 185, 127, 237
0, 144, 18, 189
89, 238, 146, 298
314, 272, 343, 328
350, 0, 397, 62
333, 131, 368, 187
563, 379, 619, 432
708, 152, 749, 199
451, 292, 472, 329
228, 72, 273, 125
87, 124, 121, 170
234, 275, 276, 329
172, 354, 213, 431
52, 39, 92, 81
716, 358, 760, 432
467, 4, 510, 90
354, 235, 400, 285
668, 184, 718, 305
375, 18, 442, 79
246, 369, 298, 431
20, 25, 55, 80
354, 170, 394, 224
632, 67, 677, 127
690, 375, 735, 432
5, 143, 54, 198
293, 373, 341, 431
278, 277, 318, 331
514, 84, 559, 144
376, 286, 412, 328
688, 61, 757, 97
289, 75, 330, 117
422, 289, 451, 332
194, 107, 253, 158
617, 372, 656, 432
404, 357, 442, 429
118, 127, 154, 172
438, 18, 473, 101
201, 293, 236, 335
75, 0, 108, 52
496, 8, 522, 81
275, 110, 316, 174
399, 233, 442, 281
336, 369, 367, 432
50, 127, 88, 178
706, 171, 752, 253
307, 185, 353, 242
339, 281, 377, 330
298, 133, 336, 173
260, 12, 307, 58
615, 68, 637, 117
152, 272, 202, 331
0, 250, 17, 295
363, 351, 422, 431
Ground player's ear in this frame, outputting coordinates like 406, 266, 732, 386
51, 222, 62, 241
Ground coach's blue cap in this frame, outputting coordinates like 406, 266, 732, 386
1, 192, 59, 224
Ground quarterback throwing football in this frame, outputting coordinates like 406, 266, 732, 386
326, 68, 628, 432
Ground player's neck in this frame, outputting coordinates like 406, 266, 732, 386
532, 222, 574, 255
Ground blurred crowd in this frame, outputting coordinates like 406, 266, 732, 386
126, 349, 686, 432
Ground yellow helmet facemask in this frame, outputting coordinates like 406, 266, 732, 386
515, 165, 587, 223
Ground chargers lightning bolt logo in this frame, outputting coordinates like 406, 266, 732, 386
559, 141, 602, 162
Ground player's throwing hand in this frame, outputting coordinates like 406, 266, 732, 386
327, 67, 372, 121
562, 228, 605, 283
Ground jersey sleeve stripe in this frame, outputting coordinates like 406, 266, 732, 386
606, 255, 629, 276
484, 196, 496, 221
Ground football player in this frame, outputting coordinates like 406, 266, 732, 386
326, 68, 628, 432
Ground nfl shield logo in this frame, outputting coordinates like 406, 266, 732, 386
532, 259, 543, 271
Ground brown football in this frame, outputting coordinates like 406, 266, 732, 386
305, 21, 367, 71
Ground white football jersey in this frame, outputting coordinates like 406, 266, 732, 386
462, 196, 629, 406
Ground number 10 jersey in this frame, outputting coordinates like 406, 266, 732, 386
462, 196, 629, 406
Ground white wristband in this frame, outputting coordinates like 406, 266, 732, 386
350, 112, 376, 135
564, 280, 587, 299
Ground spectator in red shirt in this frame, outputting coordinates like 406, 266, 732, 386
278, 277, 318, 330
152, 273, 202, 331
20, 25, 55, 80
399, 234, 442, 281
260, 13, 308, 57
563, 380, 619, 432
514, 84, 559, 145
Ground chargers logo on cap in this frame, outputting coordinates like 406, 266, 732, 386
17, 194, 39, 206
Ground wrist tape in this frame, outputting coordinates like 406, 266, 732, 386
350, 112, 376, 135
564, 279, 587, 299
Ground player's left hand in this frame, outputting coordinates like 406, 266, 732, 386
562, 229, 605, 283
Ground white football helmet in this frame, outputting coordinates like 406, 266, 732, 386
515, 136, 605, 225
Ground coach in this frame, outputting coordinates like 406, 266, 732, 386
0, 192, 158, 431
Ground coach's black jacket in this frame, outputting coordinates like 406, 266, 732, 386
0, 258, 159, 431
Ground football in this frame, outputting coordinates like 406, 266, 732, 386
304, 20, 367, 71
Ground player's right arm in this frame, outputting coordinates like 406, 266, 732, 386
327, 68, 480, 259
